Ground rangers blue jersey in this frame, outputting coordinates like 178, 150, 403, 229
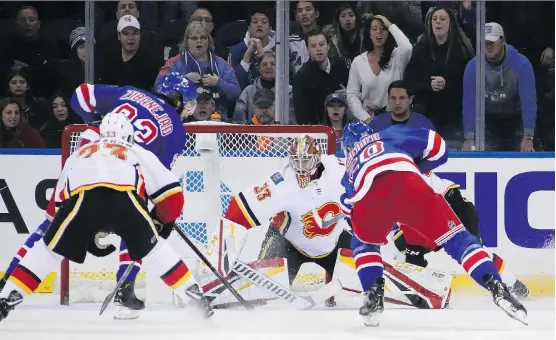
341, 125, 448, 210
71, 83, 186, 169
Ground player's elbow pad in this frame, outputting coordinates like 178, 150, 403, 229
155, 192, 184, 224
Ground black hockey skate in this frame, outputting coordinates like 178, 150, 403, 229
113, 282, 145, 320
0, 290, 23, 322
325, 296, 336, 307
509, 280, 530, 299
184, 284, 214, 318
359, 278, 385, 327
483, 274, 528, 325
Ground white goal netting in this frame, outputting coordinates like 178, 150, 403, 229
59, 122, 337, 305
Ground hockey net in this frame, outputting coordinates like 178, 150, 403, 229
59, 122, 337, 305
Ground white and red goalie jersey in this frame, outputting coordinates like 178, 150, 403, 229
53, 139, 183, 224
224, 154, 349, 258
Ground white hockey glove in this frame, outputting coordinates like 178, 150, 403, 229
87, 232, 116, 257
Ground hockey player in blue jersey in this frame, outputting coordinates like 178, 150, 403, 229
339, 121, 527, 327
0, 72, 196, 320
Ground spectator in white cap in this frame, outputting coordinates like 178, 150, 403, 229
462, 22, 537, 151
96, 1, 162, 60
117, 14, 140, 54
97, 14, 163, 91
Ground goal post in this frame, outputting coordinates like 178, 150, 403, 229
59, 122, 337, 305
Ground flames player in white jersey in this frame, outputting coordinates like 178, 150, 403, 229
0, 113, 214, 322
223, 136, 351, 306
384, 171, 530, 298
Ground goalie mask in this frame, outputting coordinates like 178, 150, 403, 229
288, 136, 322, 188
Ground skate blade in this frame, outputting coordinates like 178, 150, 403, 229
362, 311, 382, 327
113, 306, 140, 320
498, 300, 528, 326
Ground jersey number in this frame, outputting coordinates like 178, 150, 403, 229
253, 182, 272, 202
360, 141, 385, 162
113, 103, 158, 145
78, 143, 129, 160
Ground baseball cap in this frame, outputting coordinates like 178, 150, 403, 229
196, 86, 214, 102
69, 27, 86, 50
253, 88, 275, 108
325, 92, 347, 106
485, 22, 504, 42
117, 15, 140, 32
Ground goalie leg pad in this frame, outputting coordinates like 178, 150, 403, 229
351, 236, 383, 292
117, 240, 142, 284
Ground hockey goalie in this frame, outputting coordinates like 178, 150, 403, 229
197, 136, 452, 309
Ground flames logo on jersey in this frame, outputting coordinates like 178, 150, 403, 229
301, 202, 342, 239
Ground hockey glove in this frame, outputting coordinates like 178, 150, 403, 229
87, 232, 116, 257
150, 207, 174, 239
404, 244, 429, 268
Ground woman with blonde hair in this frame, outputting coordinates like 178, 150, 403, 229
155, 21, 241, 119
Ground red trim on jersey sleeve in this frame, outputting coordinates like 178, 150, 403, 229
78, 83, 96, 112
155, 191, 184, 224
224, 197, 254, 229
78, 126, 100, 147
423, 131, 445, 161
45, 190, 57, 220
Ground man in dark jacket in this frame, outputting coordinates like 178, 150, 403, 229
98, 15, 163, 91
292, 29, 347, 125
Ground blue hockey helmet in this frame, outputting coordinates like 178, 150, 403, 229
156, 71, 197, 119
341, 120, 373, 155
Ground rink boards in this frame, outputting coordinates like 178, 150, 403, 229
0, 150, 554, 296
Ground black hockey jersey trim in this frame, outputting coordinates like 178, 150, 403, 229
149, 182, 182, 204
238, 192, 261, 226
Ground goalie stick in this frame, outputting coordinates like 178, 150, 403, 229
172, 225, 254, 310
232, 259, 343, 309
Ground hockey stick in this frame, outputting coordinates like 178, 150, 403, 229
172, 225, 254, 310
232, 259, 344, 309
100, 261, 135, 316
233, 259, 315, 309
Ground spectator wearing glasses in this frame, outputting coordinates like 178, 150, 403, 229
156, 21, 240, 119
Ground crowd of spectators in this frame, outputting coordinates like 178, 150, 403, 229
0, 1, 553, 152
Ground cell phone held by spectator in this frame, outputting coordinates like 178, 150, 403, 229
203, 66, 214, 75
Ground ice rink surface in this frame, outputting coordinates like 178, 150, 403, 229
0, 295, 553, 340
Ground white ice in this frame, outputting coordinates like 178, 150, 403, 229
0, 295, 553, 340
